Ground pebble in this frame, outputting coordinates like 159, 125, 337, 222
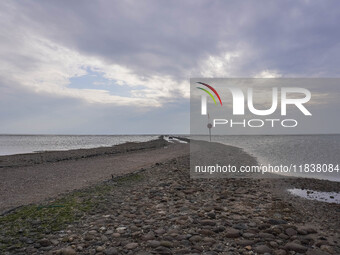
224, 228, 240, 238
125, 242, 138, 250
255, 245, 272, 254
284, 242, 308, 253
104, 247, 119, 255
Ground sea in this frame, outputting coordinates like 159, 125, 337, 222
191, 134, 340, 182
0, 135, 159, 156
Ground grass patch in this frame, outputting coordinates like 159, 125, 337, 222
115, 173, 143, 185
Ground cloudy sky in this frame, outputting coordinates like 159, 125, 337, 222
0, 0, 339, 134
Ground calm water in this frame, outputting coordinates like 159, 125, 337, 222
0, 135, 159, 156
192, 135, 340, 181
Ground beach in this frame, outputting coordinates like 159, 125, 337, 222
0, 138, 339, 254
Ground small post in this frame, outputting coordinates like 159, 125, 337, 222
207, 123, 212, 142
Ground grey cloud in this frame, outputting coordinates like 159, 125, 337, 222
8, 0, 340, 78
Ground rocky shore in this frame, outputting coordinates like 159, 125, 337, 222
0, 139, 339, 254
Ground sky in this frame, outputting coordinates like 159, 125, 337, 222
0, 0, 340, 134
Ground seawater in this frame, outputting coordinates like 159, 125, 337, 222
191, 135, 340, 182
0, 135, 159, 156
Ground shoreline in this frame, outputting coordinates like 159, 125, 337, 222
0, 138, 339, 254
0, 137, 166, 168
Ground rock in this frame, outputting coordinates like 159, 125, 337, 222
203, 251, 218, 255
199, 229, 215, 236
224, 228, 240, 238
125, 242, 138, 250
38, 238, 51, 247
104, 247, 119, 255
189, 235, 202, 242
105, 230, 114, 235
160, 240, 173, 248
147, 240, 160, 248
255, 245, 272, 254
88, 230, 97, 235
154, 246, 172, 255
284, 242, 308, 253
60, 247, 76, 255
213, 226, 225, 233
26, 239, 34, 244
306, 249, 330, 255
300, 227, 317, 234
243, 232, 255, 238
142, 232, 155, 240
320, 245, 334, 254
297, 228, 309, 235
269, 241, 278, 248
258, 232, 275, 240
116, 227, 127, 233
207, 212, 216, 219
96, 246, 104, 252
236, 239, 254, 246
285, 227, 298, 236
112, 233, 120, 238
200, 219, 216, 226
233, 223, 248, 230
274, 249, 287, 255
50, 239, 59, 246
268, 219, 287, 225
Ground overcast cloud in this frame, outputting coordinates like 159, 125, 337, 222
0, 0, 339, 134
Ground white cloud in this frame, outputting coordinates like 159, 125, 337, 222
0, 9, 189, 108
254, 70, 282, 78
198, 52, 241, 77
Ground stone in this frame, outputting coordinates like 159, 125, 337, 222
142, 232, 155, 241
160, 240, 173, 248
38, 238, 51, 247
154, 246, 172, 255
255, 245, 272, 254
116, 227, 127, 233
258, 232, 275, 239
199, 229, 215, 236
147, 240, 160, 248
200, 219, 216, 226
285, 227, 297, 236
243, 232, 255, 238
96, 246, 104, 252
112, 233, 121, 238
274, 250, 287, 255
320, 245, 334, 254
60, 247, 76, 255
268, 219, 287, 225
284, 242, 308, 253
104, 247, 119, 255
189, 235, 202, 242
306, 249, 330, 255
125, 242, 138, 250
224, 228, 240, 238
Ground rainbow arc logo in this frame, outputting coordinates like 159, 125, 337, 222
196, 82, 223, 106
